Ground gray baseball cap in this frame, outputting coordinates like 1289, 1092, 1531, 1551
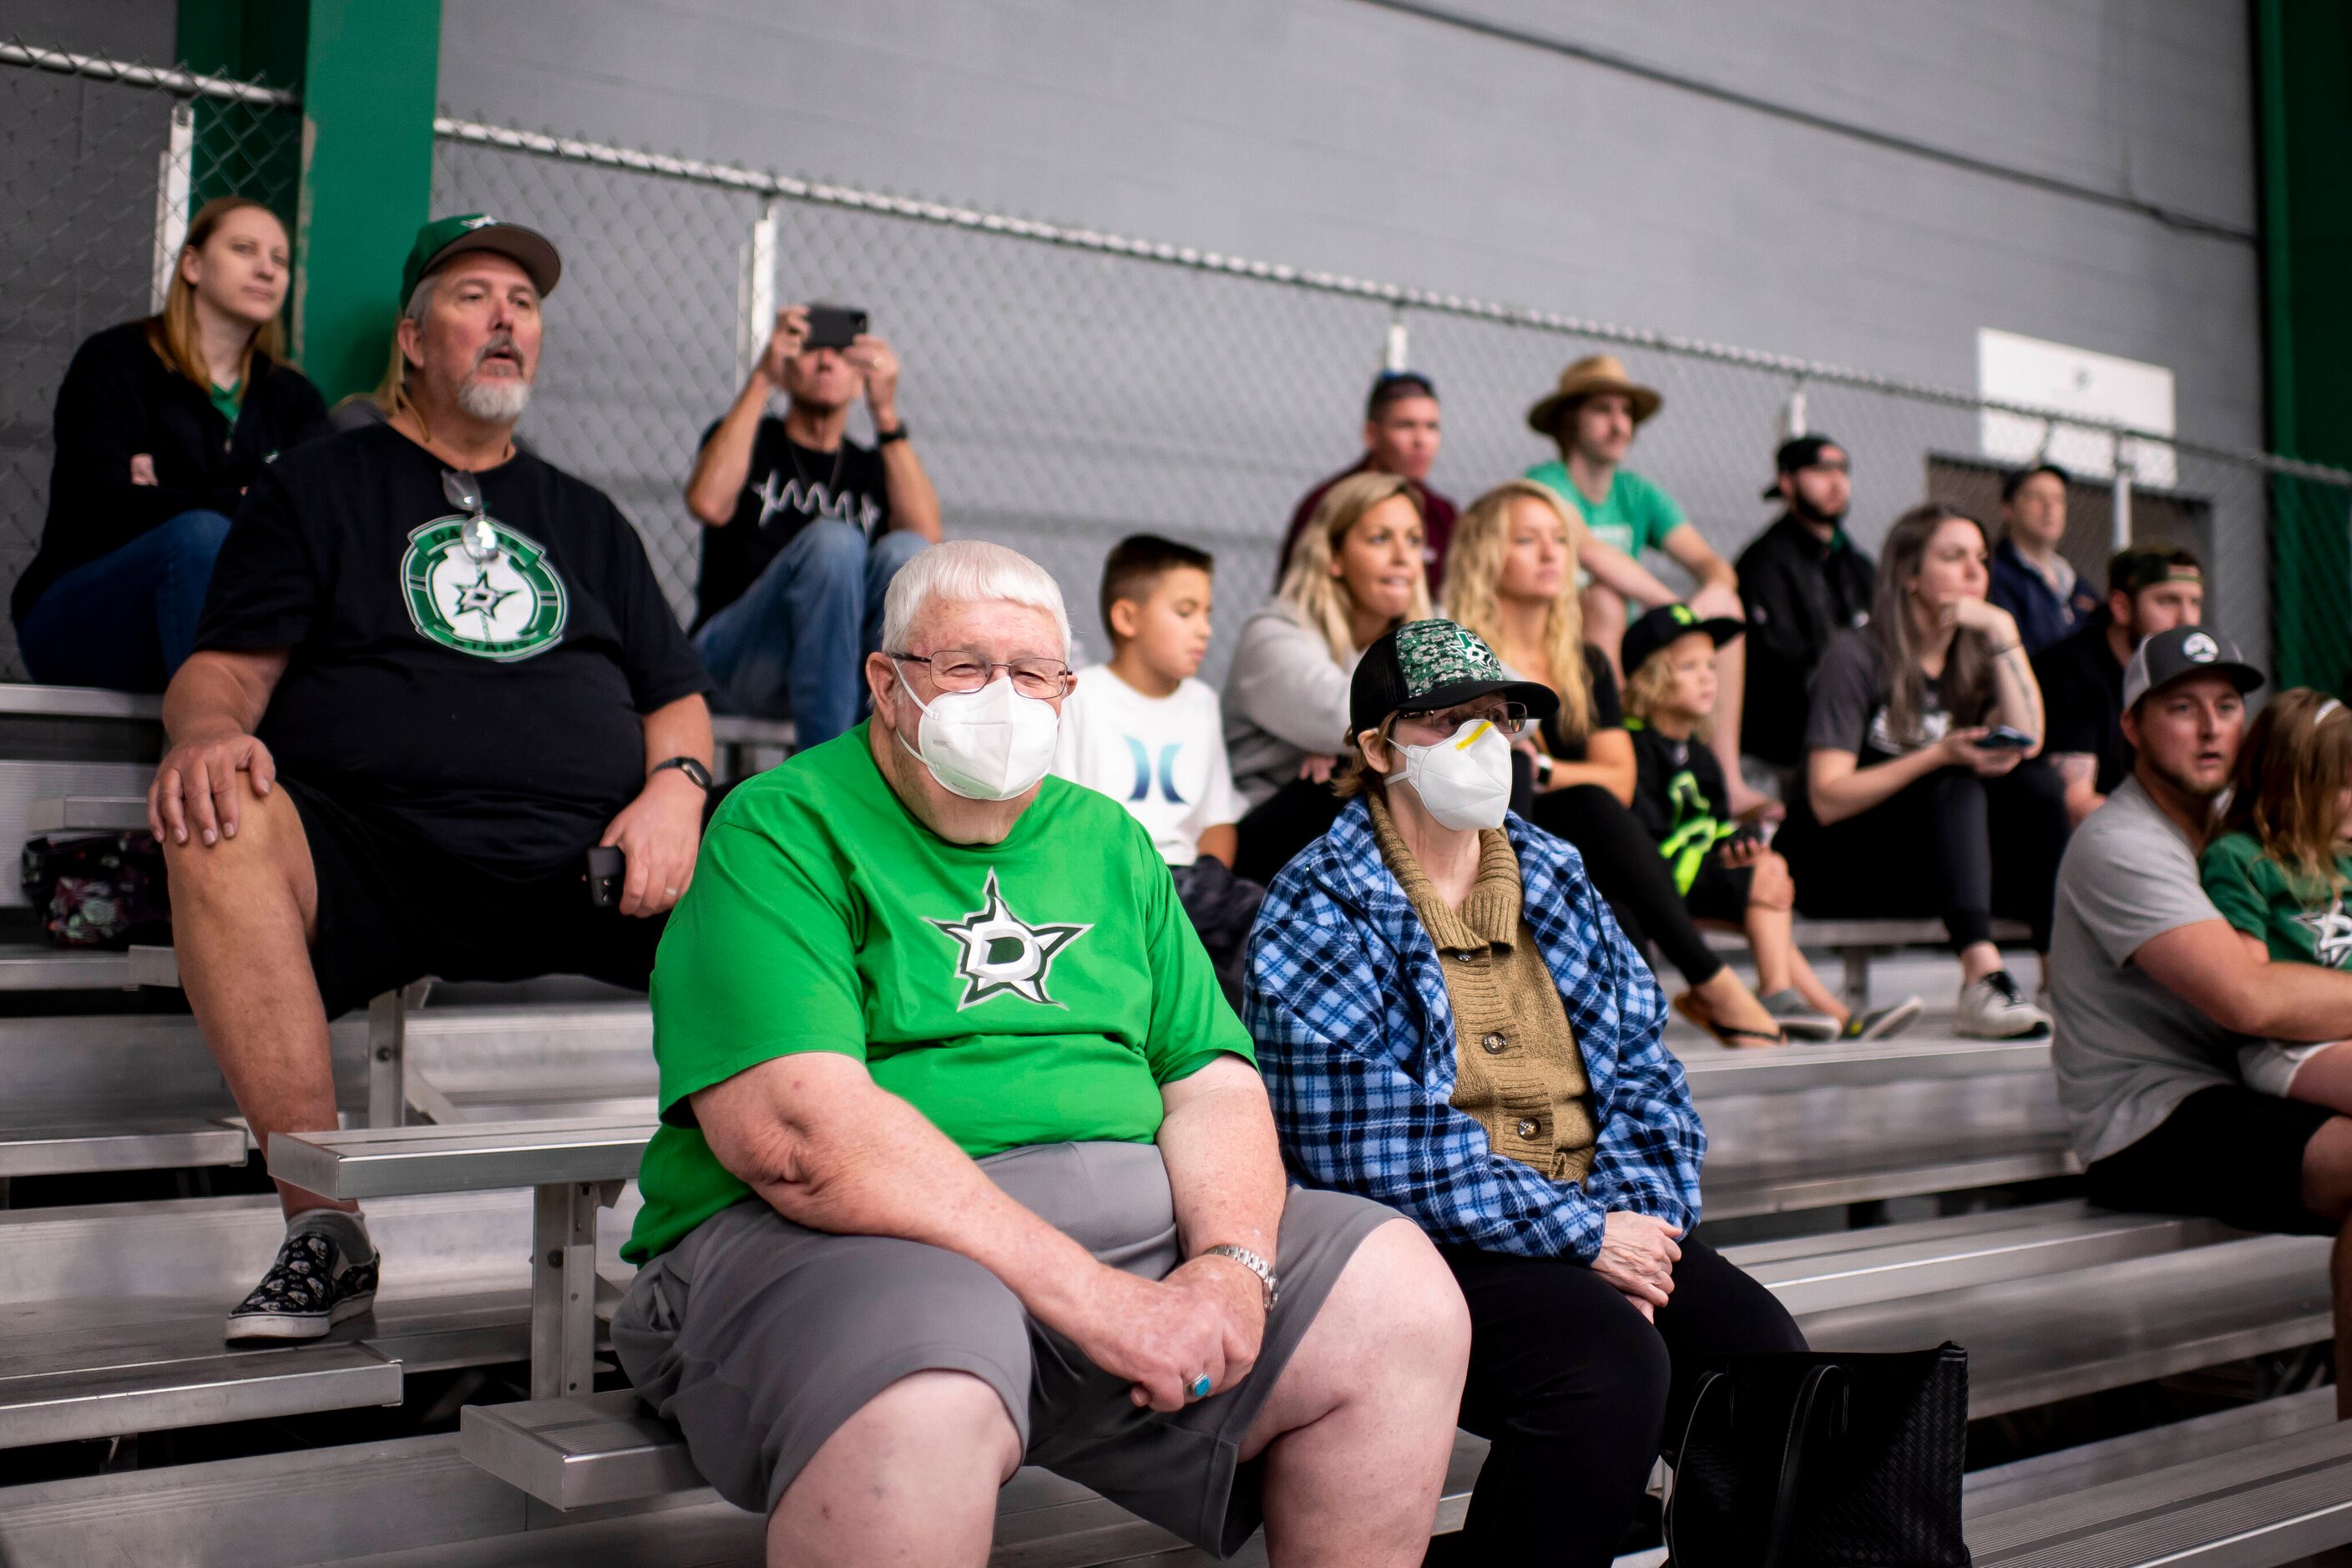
2122, 625, 2264, 711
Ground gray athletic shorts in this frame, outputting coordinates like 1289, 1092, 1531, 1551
611, 1141, 1396, 1555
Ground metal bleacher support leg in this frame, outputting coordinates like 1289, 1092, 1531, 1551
365, 990, 407, 1130
1841, 946, 1871, 1014
365, 980, 438, 1128
533, 1179, 622, 1400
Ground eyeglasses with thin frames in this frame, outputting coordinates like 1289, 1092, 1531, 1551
1394, 701, 1528, 739
888, 650, 1074, 701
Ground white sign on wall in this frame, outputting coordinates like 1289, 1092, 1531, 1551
1976, 327, 2177, 488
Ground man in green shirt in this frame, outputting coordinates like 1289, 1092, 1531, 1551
1525, 354, 1764, 815
617, 539, 1469, 1565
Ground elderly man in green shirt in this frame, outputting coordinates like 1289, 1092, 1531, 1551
1525, 353, 1764, 816
617, 539, 1469, 1566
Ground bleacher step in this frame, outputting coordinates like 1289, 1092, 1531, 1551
1965, 1417, 2352, 1565
1704, 1132, 2079, 1219
1964, 1387, 2339, 1517
0, 1339, 400, 1448
24, 795, 149, 833
0, 945, 143, 991
0, 1119, 246, 1178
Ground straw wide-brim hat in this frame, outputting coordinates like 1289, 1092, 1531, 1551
1525, 352, 1663, 438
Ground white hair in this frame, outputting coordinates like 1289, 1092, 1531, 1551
880, 539, 1070, 657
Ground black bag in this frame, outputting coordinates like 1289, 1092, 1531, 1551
22, 832, 171, 949
1664, 1343, 1970, 1568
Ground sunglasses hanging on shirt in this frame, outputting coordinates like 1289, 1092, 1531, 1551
442, 469, 502, 563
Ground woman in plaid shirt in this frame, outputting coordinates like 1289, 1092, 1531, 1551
1246, 619, 1803, 1568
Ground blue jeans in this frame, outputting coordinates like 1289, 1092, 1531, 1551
693, 521, 928, 746
18, 509, 233, 691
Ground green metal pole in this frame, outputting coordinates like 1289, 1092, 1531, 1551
292, 0, 443, 404
2255, 0, 2352, 692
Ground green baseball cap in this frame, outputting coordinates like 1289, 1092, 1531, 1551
399, 213, 562, 307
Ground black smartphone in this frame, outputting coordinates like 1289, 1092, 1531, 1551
802, 304, 868, 352
585, 845, 625, 908
1975, 726, 2036, 751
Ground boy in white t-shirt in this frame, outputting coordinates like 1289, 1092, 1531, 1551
1054, 534, 1260, 997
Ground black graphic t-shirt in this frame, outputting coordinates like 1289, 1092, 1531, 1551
693, 417, 892, 630
196, 422, 711, 874
1805, 630, 1988, 769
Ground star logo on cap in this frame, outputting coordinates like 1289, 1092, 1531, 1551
928, 870, 1091, 1009
2183, 632, 2218, 662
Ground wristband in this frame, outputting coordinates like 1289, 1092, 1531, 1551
875, 422, 909, 446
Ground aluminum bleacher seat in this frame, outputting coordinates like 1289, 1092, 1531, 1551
1678, 1034, 2076, 1217
1699, 916, 2036, 1010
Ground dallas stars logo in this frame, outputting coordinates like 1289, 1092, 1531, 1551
2297, 898, 2352, 970
928, 870, 1090, 1009
398, 514, 568, 662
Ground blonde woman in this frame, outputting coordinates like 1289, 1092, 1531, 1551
1227, 470, 1432, 883
17, 195, 325, 690
1448, 481, 1787, 1047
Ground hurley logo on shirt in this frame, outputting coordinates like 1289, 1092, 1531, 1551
400, 514, 569, 661
928, 870, 1091, 1009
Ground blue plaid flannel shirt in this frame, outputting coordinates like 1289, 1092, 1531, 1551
1244, 797, 1702, 1262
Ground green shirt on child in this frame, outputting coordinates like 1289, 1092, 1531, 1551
2199, 830, 2352, 970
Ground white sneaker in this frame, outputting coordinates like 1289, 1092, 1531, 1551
1955, 969, 2051, 1039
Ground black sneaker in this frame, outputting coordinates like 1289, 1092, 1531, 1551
225, 1226, 379, 1342
1841, 994, 1926, 1042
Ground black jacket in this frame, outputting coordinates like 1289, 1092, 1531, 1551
1734, 513, 1877, 768
17, 320, 328, 625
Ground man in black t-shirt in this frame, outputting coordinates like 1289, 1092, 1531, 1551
149, 215, 716, 1343
2034, 547, 2204, 826
1735, 434, 1877, 784
683, 303, 941, 745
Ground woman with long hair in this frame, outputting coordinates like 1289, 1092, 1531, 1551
1226, 470, 1432, 883
16, 195, 326, 690
1776, 503, 2071, 1038
1447, 480, 1788, 1046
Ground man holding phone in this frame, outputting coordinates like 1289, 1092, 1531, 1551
685, 301, 942, 746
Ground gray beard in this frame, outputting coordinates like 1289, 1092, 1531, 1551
457, 375, 531, 422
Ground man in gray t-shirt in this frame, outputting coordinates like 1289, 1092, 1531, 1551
2050, 776, 2240, 1163
2050, 630, 2352, 1429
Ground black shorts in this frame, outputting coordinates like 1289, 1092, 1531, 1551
285, 779, 665, 1018
2082, 1084, 2339, 1237
1682, 857, 1754, 927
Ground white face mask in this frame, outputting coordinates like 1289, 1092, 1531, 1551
1387, 717, 1513, 832
894, 667, 1061, 802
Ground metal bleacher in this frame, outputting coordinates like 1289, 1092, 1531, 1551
0, 681, 2344, 1565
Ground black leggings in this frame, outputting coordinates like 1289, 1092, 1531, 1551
1528, 783, 1727, 989
1439, 1236, 1807, 1568
1232, 776, 1346, 887
1777, 758, 2070, 951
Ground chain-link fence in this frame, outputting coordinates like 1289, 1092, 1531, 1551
0, 43, 301, 680
4, 38, 2346, 695
432, 114, 2352, 690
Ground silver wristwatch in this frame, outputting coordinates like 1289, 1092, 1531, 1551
1201, 1244, 1279, 1311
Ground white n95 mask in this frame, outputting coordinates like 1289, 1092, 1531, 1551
896, 668, 1061, 802
1388, 718, 1513, 832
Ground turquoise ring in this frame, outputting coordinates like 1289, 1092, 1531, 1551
1187, 1373, 1213, 1399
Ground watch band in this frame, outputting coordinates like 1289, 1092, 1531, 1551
1201, 1244, 1279, 1310
1534, 753, 1555, 787
875, 422, 910, 445
651, 756, 713, 792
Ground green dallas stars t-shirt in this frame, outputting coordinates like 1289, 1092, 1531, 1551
623, 721, 1254, 1264
2199, 831, 2352, 970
